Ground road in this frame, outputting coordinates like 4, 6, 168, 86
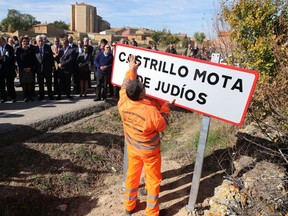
0, 78, 116, 146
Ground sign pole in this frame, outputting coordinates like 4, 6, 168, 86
186, 115, 211, 211
186, 55, 219, 211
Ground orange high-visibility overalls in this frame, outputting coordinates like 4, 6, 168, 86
118, 69, 170, 216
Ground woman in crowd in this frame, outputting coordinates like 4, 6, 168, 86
77, 45, 92, 97
15, 36, 36, 102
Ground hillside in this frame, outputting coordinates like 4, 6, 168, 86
0, 104, 287, 216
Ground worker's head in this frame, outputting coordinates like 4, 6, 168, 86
126, 79, 145, 101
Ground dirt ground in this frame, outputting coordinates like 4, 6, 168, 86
1, 104, 286, 216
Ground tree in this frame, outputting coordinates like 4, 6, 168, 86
193, 32, 206, 47
21, 14, 40, 31
221, 0, 287, 75
0, 9, 40, 32
151, 31, 164, 45
161, 34, 180, 46
53, 20, 69, 30
218, 0, 288, 147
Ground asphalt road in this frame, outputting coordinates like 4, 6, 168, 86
0, 78, 116, 146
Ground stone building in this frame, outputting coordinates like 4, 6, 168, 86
70, 2, 110, 33
11, 23, 64, 38
32, 23, 64, 37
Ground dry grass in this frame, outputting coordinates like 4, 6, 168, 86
1, 104, 272, 216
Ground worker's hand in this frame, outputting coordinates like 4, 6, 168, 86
165, 99, 176, 107
129, 55, 140, 71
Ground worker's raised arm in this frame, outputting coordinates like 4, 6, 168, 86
121, 55, 140, 89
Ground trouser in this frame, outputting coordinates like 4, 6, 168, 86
58, 71, 71, 97
95, 73, 108, 99
124, 152, 161, 216
114, 86, 120, 99
107, 72, 114, 96
0, 74, 16, 100
53, 69, 61, 95
22, 83, 33, 100
72, 69, 80, 92
38, 73, 53, 99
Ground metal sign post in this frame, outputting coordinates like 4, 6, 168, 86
114, 49, 258, 210
186, 54, 218, 212
186, 115, 211, 211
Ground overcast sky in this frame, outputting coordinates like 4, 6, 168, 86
0, 0, 220, 39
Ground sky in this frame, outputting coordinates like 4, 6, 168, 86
0, 0, 220, 39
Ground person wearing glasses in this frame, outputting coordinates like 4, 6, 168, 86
15, 36, 36, 102
77, 45, 93, 97
94, 43, 113, 101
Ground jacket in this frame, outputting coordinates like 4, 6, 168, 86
34, 44, 54, 76
118, 69, 170, 158
94, 51, 113, 75
59, 46, 78, 74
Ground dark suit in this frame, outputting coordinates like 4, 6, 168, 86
0, 43, 16, 101
58, 46, 78, 98
28, 44, 36, 96
51, 44, 63, 96
34, 44, 54, 100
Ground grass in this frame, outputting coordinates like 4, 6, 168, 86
32, 175, 53, 192
0, 105, 241, 215
161, 109, 236, 163
83, 124, 94, 133
60, 172, 78, 185
75, 146, 86, 158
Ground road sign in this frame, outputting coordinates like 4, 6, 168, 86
111, 44, 259, 126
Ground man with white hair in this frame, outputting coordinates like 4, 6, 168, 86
41, 34, 52, 46
34, 35, 55, 100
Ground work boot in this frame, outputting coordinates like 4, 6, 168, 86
139, 187, 147, 196
123, 209, 134, 215
139, 177, 147, 196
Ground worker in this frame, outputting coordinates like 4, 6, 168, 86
118, 55, 175, 216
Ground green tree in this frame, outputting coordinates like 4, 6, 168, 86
221, 0, 287, 75
193, 32, 206, 47
219, 0, 288, 145
53, 20, 69, 30
151, 29, 182, 46
0, 9, 40, 32
161, 34, 180, 46
151, 31, 164, 45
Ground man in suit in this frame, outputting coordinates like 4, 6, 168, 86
0, 36, 17, 103
26, 35, 37, 96
68, 35, 79, 94
57, 38, 78, 100
83, 37, 94, 88
34, 35, 55, 100
51, 36, 62, 96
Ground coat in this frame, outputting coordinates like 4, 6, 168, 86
34, 44, 54, 77
59, 46, 78, 74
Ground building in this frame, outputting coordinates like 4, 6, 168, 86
11, 23, 64, 38
32, 23, 64, 37
70, 2, 110, 33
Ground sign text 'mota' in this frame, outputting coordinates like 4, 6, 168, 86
111, 45, 259, 126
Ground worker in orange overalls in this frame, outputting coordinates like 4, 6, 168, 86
118, 55, 175, 216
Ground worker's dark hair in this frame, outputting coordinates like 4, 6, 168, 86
100, 38, 108, 45
126, 80, 144, 101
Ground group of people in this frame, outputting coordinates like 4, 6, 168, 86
1, 34, 208, 215
0, 34, 129, 103
165, 42, 210, 60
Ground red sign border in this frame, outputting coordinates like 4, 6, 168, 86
111, 44, 259, 126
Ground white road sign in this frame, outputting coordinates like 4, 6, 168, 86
111, 44, 259, 126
